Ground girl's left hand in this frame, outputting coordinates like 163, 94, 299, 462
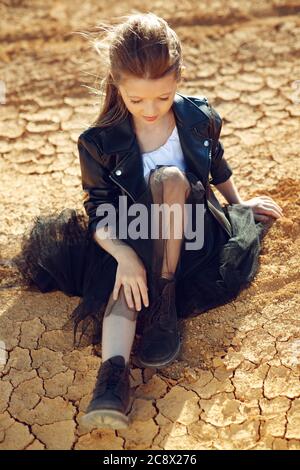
240, 196, 283, 223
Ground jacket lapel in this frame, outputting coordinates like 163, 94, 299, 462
98, 92, 213, 203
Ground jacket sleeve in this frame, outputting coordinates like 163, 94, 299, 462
208, 104, 233, 186
77, 134, 120, 238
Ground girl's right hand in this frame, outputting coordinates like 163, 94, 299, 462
113, 246, 149, 312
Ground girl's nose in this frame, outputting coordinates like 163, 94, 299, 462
143, 106, 158, 115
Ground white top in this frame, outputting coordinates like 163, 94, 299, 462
141, 125, 187, 182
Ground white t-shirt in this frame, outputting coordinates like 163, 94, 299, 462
142, 125, 187, 183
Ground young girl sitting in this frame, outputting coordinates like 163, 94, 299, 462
13, 12, 283, 431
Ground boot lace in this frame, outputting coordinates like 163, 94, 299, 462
94, 362, 127, 400
147, 284, 172, 328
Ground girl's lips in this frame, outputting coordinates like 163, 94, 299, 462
143, 115, 158, 121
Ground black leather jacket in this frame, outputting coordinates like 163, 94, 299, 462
77, 92, 233, 239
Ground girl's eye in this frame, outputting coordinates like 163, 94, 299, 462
130, 97, 169, 104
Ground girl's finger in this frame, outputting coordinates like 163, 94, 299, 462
257, 204, 281, 219
123, 283, 135, 310
113, 279, 121, 300
137, 278, 149, 308
130, 282, 142, 311
262, 202, 283, 218
265, 197, 283, 211
260, 196, 283, 214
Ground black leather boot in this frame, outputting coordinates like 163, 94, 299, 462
80, 355, 131, 430
136, 277, 181, 368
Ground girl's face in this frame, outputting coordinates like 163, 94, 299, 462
118, 73, 178, 126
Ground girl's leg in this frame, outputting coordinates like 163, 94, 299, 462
149, 166, 192, 282
81, 285, 136, 430
101, 285, 138, 365
136, 166, 193, 368
100, 165, 192, 365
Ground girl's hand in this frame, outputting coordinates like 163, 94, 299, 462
113, 246, 149, 312
240, 196, 283, 223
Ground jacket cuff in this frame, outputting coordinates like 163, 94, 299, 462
209, 160, 233, 185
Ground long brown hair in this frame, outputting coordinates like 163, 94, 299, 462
76, 12, 185, 129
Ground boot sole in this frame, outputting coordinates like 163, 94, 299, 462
80, 409, 130, 430
137, 335, 181, 369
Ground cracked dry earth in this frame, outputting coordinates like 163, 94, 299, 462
0, 0, 300, 451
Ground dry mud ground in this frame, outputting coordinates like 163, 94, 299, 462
0, 0, 300, 451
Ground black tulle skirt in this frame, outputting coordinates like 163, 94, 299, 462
12, 167, 274, 348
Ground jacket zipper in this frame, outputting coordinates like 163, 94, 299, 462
108, 174, 136, 203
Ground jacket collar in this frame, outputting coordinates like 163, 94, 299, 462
98, 92, 210, 154
97, 92, 213, 203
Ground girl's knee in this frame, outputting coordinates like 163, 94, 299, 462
150, 166, 191, 194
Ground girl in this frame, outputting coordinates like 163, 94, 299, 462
13, 12, 283, 431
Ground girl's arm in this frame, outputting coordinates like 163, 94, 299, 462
78, 134, 149, 309
215, 175, 283, 222
78, 135, 138, 258
208, 104, 283, 221
214, 176, 243, 204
